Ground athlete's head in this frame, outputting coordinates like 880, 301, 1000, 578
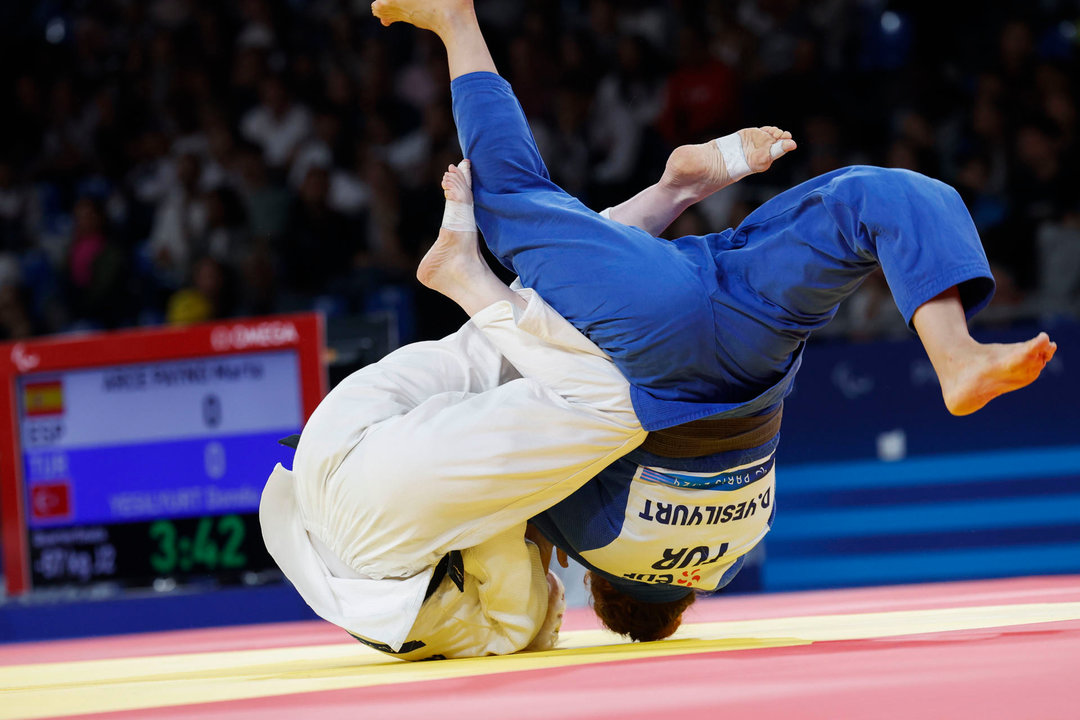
587, 571, 695, 642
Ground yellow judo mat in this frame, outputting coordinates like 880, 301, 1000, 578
3, 579, 1080, 720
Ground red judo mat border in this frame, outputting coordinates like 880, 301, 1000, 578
71, 619, 1080, 720
6, 575, 1080, 720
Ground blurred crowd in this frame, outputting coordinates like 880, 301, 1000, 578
0, 0, 1078, 344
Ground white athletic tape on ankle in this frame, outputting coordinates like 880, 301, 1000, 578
769, 140, 787, 159
599, 207, 613, 220
442, 201, 476, 232
715, 133, 751, 181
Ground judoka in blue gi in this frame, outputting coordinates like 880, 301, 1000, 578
373, 0, 1058, 642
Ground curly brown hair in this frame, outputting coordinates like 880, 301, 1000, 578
587, 571, 696, 642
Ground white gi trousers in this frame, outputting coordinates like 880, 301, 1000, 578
260, 288, 645, 658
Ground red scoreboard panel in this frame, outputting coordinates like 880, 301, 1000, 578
0, 314, 325, 595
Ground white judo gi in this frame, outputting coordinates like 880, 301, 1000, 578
260, 288, 646, 660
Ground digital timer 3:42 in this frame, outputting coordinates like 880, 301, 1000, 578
148, 515, 250, 574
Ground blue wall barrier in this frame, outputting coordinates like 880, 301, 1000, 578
763, 320, 1080, 591
0, 583, 318, 643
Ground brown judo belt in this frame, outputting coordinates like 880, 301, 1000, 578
638, 403, 783, 458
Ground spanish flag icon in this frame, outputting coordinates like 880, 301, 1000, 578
24, 380, 64, 417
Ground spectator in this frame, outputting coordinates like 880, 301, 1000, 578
656, 24, 739, 144
282, 166, 354, 295
167, 255, 233, 325
147, 151, 207, 289
199, 187, 248, 269
0, 160, 29, 252
235, 143, 291, 242
588, 34, 668, 207
68, 196, 131, 328
1007, 118, 1075, 289
240, 75, 313, 171
288, 108, 344, 190
0, 282, 35, 341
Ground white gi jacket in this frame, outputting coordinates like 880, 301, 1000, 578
260, 289, 645, 659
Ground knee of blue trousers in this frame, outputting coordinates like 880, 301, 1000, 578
823, 165, 991, 318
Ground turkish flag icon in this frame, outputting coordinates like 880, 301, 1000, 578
30, 482, 72, 521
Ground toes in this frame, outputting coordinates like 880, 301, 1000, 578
1025, 333, 1047, 352
762, 126, 793, 140
371, 0, 395, 24
459, 159, 472, 188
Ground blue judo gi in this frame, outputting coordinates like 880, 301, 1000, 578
452, 72, 996, 601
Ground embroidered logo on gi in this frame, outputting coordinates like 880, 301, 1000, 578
677, 569, 702, 586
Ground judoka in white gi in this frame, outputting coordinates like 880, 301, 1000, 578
261, 159, 648, 660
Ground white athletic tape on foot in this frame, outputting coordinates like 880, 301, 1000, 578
599, 207, 613, 219
715, 133, 751, 182
769, 140, 787, 159
442, 160, 476, 231
442, 201, 476, 232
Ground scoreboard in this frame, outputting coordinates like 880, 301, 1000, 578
0, 314, 324, 595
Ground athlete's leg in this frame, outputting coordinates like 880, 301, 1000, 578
371, 0, 555, 201
371, 0, 494, 80
705, 165, 1054, 413
372, 0, 714, 392
912, 287, 1055, 414
422, 160, 637, 395
418, 159, 527, 317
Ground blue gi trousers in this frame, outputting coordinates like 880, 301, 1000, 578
451, 72, 995, 431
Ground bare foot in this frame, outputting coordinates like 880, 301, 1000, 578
940, 333, 1057, 415
416, 161, 483, 294
661, 126, 797, 205
371, 0, 474, 32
